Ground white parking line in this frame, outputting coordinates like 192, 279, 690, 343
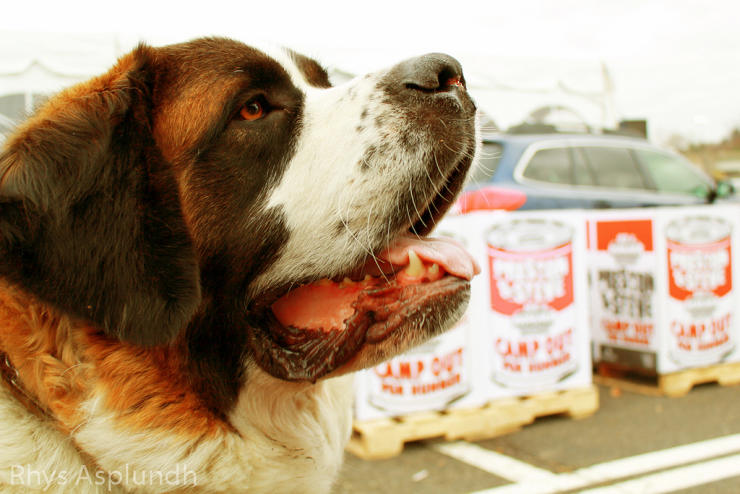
571, 432, 740, 486
429, 433, 740, 494
430, 441, 557, 482
578, 453, 740, 494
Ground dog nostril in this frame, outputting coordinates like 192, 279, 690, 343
398, 53, 466, 93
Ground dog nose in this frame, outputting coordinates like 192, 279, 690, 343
394, 53, 466, 93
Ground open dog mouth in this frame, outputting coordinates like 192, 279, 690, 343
247, 154, 478, 383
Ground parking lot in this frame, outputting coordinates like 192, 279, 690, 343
336, 381, 740, 494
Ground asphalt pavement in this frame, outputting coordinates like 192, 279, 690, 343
335, 381, 740, 494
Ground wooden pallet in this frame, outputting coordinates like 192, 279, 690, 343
595, 361, 740, 398
347, 385, 599, 460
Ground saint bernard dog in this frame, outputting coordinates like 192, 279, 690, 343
0, 37, 479, 493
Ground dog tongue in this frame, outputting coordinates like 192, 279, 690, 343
379, 234, 480, 280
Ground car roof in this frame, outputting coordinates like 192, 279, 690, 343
481, 132, 648, 146
474, 131, 715, 188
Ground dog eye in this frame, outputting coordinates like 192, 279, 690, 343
238, 99, 265, 121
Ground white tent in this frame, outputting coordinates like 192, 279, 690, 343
461, 54, 617, 133
0, 31, 123, 129
0, 31, 616, 137
322, 48, 617, 134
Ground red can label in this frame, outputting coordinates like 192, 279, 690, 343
667, 237, 732, 301
665, 216, 734, 367
488, 242, 574, 315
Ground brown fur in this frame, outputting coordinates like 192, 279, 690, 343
0, 281, 226, 438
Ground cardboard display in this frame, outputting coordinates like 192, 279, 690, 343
354, 204, 740, 421
589, 206, 740, 374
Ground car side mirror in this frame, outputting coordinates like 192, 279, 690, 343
715, 180, 735, 199
691, 183, 713, 201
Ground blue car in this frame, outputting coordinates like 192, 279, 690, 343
466, 133, 734, 210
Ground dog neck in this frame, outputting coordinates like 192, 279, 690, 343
0, 280, 353, 493
0, 277, 351, 438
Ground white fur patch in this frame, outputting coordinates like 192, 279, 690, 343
58, 374, 354, 494
256, 54, 457, 293
0, 386, 113, 493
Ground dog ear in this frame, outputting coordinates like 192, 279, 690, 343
0, 45, 201, 346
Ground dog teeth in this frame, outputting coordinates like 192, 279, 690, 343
428, 263, 440, 277
405, 250, 424, 278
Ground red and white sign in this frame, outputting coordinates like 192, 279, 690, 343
488, 241, 574, 315
665, 215, 735, 367
589, 216, 659, 370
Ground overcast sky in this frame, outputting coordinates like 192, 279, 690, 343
3, 0, 740, 144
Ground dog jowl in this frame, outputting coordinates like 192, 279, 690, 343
0, 38, 479, 493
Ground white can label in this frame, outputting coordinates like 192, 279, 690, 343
366, 316, 471, 413
487, 219, 578, 388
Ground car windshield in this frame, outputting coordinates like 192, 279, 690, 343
634, 148, 712, 195
467, 142, 503, 184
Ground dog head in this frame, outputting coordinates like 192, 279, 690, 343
0, 38, 478, 391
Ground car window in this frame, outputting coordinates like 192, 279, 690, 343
467, 142, 503, 184
635, 148, 711, 195
521, 147, 571, 184
0, 94, 26, 122
0, 115, 13, 143
579, 146, 647, 189
571, 147, 594, 186
0, 93, 46, 133
32, 93, 48, 109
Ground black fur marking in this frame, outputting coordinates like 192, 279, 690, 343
286, 49, 332, 89
161, 41, 304, 412
183, 209, 290, 413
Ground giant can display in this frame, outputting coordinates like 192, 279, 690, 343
665, 215, 735, 366
487, 218, 579, 388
